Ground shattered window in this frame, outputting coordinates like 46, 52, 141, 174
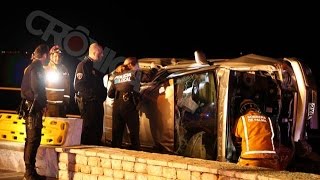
174, 71, 217, 160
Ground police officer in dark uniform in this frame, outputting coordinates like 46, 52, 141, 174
74, 43, 106, 145
20, 44, 49, 180
107, 57, 158, 150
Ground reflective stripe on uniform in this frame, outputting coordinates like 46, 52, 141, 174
242, 116, 250, 152
47, 100, 64, 104
244, 151, 276, 155
241, 116, 276, 156
45, 87, 65, 92
268, 117, 276, 151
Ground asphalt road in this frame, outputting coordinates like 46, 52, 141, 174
0, 170, 57, 180
0, 170, 23, 180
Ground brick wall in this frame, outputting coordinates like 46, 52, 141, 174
56, 146, 320, 180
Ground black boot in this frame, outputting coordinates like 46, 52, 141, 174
32, 170, 46, 180
23, 166, 33, 180
23, 169, 46, 180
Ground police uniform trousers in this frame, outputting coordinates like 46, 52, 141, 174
112, 92, 140, 150
80, 100, 104, 145
24, 111, 43, 177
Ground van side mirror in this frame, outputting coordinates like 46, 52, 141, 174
194, 50, 208, 65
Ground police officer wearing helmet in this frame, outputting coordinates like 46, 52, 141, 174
74, 42, 106, 145
233, 99, 281, 170
21, 44, 49, 180
108, 57, 158, 150
44, 45, 70, 117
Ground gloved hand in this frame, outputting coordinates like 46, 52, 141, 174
64, 97, 70, 105
150, 62, 160, 70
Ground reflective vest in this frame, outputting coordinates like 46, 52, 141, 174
44, 61, 70, 105
234, 110, 277, 159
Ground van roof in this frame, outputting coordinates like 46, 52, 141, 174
138, 54, 285, 82
211, 54, 282, 72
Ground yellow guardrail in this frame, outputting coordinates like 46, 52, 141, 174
0, 113, 68, 145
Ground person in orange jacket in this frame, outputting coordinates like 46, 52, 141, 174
44, 45, 70, 117
233, 99, 281, 170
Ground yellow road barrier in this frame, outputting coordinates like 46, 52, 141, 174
0, 113, 68, 145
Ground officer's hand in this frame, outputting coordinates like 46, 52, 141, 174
64, 97, 70, 105
42, 106, 47, 114
150, 62, 161, 70
64, 104, 68, 113
150, 62, 156, 69
115, 65, 124, 73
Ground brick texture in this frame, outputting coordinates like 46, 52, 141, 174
55, 147, 320, 180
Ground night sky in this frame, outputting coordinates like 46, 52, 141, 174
1, 4, 319, 79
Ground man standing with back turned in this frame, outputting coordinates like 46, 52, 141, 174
108, 57, 158, 150
21, 44, 49, 180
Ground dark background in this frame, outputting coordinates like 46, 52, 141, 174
0, 3, 319, 114
1, 4, 319, 60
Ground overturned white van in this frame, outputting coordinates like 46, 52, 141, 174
103, 53, 318, 168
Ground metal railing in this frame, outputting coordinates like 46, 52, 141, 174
0, 87, 21, 91
0, 86, 80, 118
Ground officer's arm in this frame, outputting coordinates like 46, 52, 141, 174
232, 117, 243, 147
74, 63, 93, 98
107, 80, 116, 98
30, 68, 47, 109
103, 74, 109, 88
141, 68, 158, 83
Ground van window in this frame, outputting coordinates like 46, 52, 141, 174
174, 72, 217, 160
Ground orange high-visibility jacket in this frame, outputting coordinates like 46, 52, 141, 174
234, 110, 277, 159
